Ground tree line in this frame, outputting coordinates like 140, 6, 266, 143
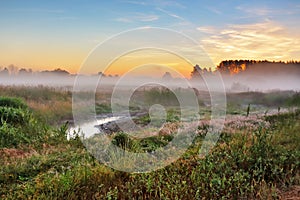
191, 60, 300, 79
1, 60, 300, 78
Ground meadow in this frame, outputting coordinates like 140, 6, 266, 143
0, 85, 299, 199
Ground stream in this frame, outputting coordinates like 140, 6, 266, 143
67, 111, 148, 139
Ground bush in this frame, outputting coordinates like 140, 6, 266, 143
0, 96, 32, 126
0, 96, 28, 109
111, 133, 134, 151
0, 107, 32, 126
0, 122, 26, 148
0, 97, 51, 148
144, 88, 179, 107
140, 135, 173, 152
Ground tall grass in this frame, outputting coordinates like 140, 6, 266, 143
0, 86, 299, 199
1, 109, 299, 199
0, 85, 72, 125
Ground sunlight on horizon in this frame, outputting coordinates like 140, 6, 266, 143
0, 1, 299, 75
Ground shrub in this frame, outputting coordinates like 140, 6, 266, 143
0, 97, 51, 148
0, 122, 25, 148
140, 135, 173, 152
0, 107, 31, 126
144, 87, 179, 107
0, 96, 28, 109
111, 133, 134, 151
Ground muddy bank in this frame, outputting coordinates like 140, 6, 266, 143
97, 111, 148, 134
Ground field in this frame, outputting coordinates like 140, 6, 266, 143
0, 85, 299, 199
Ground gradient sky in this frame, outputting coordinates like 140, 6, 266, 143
0, 0, 299, 75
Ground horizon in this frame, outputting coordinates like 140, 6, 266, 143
1, 59, 300, 77
1, 59, 299, 91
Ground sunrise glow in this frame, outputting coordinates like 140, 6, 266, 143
0, 1, 299, 76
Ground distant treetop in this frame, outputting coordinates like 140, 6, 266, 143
216, 60, 300, 75
41, 68, 70, 75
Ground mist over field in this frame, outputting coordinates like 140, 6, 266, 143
1, 61, 299, 92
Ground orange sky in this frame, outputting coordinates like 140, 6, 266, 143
1, 1, 300, 77
95, 49, 194, 78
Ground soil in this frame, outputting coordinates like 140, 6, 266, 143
278, 186, 300, 200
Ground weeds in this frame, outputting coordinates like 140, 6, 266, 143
0, 87, 299, 199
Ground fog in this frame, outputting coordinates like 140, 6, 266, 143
0, 63, 299, 92
221, 73, 300, 92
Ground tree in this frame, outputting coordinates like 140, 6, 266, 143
8, 64, 18, 75
0, 67, 9, 76
52, 68, 70, 75
98, 72, 106, 77
18, 68, 31, 75
41, 68, 70, 75
162, 72, 172, 80
190, 64, 204, 80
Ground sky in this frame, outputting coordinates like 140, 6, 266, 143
0, 0, 300, 76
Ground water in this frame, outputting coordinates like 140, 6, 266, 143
67, 116, 122, 139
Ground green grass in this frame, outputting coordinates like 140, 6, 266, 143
0, 87, 299, 199
110, 132, 174, 153
0, 96, 28, 109
0, 97, 40, 148
0, 85, 71, 102
286, 92, 300, 107
0, 85, 73, 125
134, 108, 180, 127
95, 103, 112, 114
1, 110, 299, 199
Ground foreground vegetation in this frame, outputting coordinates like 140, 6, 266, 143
0, 86, 299, 199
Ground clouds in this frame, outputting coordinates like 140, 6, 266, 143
235, 6, 273, 16
115, 3, 187, 24
115, 13, 159, 23
156, 8, 185, 21
117, 0, 187, 24
120, 0, 186, 9
197, 20, 300, 64
205, 6, 222, 15
1, 0, 300, 74
235, 3, 300, 17
197, 26, 216, 34
120, 0, 148, 6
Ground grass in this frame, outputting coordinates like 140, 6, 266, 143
0, 86, 299, 199
3, 114, 298, 199
0, 97, 44, 148
0, 96, 28, 109
133, 108, 180, 127
227, 90, 299, 108
0, 85, 72, 125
